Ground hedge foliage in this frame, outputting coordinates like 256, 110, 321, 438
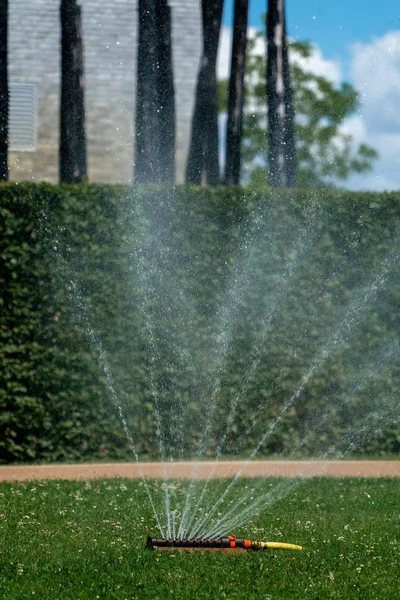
1, 182, 399, 463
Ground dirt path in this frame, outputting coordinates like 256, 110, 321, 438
0, 460, 399, 482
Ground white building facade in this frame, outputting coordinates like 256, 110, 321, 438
8, 0, 201, 183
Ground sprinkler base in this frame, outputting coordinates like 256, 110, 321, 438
152, 546, 246, 553
147, 535, 303, 551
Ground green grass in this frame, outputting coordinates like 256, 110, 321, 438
0, 477, 399, 599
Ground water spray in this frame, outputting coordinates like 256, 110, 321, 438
147, 535, 303, 551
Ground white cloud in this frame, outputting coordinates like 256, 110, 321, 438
218, 26, 342, 84
351, 32, 400, 130
218, 26, 262, 81
291, 43, 342, 86
217, 27, 232, 81
346, 31, 400, 191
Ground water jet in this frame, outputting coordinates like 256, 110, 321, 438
43, 187, 400, 540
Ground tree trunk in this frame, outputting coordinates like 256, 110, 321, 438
186, 0, 223, 186
266, 0, 296, 187
135, 0, 158, 183
60, 0, 87, 184
224, 0, 248, 186
0, 0, 8, 180
155, 0, 175, 183
281, 21, 296, 187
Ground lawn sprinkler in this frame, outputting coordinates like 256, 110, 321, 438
147, 535, 303, 552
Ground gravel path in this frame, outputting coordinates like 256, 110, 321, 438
0, 460, 399, 481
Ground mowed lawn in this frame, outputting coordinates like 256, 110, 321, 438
0, 476, 399, 599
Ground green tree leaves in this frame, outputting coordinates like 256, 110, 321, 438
219, 34, 378, 187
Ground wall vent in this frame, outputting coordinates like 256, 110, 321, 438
9, 83, 37, 151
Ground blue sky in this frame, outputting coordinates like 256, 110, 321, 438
221, 0, 400, 191
223, 0, 400, 75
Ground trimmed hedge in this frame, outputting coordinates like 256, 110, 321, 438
0, 182, 399, 463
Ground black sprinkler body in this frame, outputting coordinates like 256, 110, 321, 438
147, 535, 302, 551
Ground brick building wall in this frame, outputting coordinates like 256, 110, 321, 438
8, 0, 201, 183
